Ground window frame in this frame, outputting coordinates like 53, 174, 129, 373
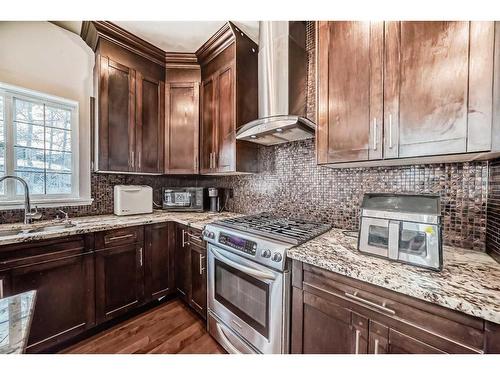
0, 82, 91, 209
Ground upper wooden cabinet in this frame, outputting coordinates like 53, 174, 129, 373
197, 22, 259, 174
164, 66, 201, 174
317, 21, 500, 166
83, 22, 166, 174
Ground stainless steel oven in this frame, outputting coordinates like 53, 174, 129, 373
207, 243, 289, 354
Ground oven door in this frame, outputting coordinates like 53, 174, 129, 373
207, 244, 287, 354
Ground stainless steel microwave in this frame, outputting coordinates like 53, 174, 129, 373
162, 187, 206, 212
358, 193, 443, 271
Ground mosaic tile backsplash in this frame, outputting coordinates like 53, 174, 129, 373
487, 158, 500, 260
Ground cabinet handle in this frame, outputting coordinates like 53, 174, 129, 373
374, 338, 379, 354
105, 233, 135, 244
139, 247, 143, 267
181, 229, 189, 247
209, 152, 212, 169
131, 151, 135, 169
199, 254, 205, 275
0, 278, 4, 299
138, 151, 141, 170
389, 114, 393, 149
354, 329, 361, 354
344, 291, 396, 315
373, 118, 377, 151
214, 153, 218, 168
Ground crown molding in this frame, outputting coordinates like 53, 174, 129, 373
165, 52, 200, 68
195, 22, 235, 66
81, 21, 167, 66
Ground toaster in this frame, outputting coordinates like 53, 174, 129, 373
114, 185, 153, 216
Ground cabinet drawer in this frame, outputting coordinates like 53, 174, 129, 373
95, 226, 144, 249
301, 263, 485, 353
0, 236, 89, 271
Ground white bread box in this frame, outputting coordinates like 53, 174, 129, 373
114, 185, 153, 216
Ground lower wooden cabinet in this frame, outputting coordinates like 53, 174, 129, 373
291, 260, 499, 354
0, 236, 95, 353
144, 222, 175, 300
95, 242, 145, 324
174, 224, 207, 319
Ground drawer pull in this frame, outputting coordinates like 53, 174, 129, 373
374, 338, 379, 354
199, 254, 205, 275
344, 291, 396, 315
106, 233, 135, 243
139, 248, 143, 267
0, 278, 4, 299
186, 232, 203, 241
354, 329, 360, 354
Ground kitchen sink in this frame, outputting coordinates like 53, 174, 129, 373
27, 223, 77, 233
0, 229, 25, 237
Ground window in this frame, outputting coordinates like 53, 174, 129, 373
0, 82, 89, 207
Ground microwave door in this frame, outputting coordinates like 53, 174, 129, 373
398, 222, 440, 269
359, 218, 390, 257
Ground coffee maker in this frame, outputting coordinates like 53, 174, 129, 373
208, 188, 221, 212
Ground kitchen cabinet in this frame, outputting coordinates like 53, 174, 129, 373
316, 21, 499, 166
84, 22, 166, 174
316, 21, 383, 163
95, 227, 145, 323
188, 228, 207, 318
175, 224, 190, 303
144, 222, 175, 301
0, 236, 95, 353
197, 22, 259, 174
174, 224, 207, 319
291, 261, 497, 354
164, 67, 201, 174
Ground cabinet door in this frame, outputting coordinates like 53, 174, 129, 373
1, 252, 95, 353
144, 222, 174, 301
300, 291, 368, 354
174, 224, 190, 303
165, 82, 200, 174
384, 21, 494, 158
316, 21, 383, 163
189, 244, 207, 319
95, 243, 144, 323
98, 56, 135, 172
388, 329, 446, 354
215, 64, 236, 172
136, 72, 164, 173
200, 76, 217, 173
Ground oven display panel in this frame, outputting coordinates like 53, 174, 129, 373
219, 233, 257, 255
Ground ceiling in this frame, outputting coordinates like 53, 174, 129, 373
52, 21, 259, 52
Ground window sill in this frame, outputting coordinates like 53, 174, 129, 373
0, 197, 94, 210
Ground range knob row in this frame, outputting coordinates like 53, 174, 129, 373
261, 249, 282, 262
202, 230, 215, 239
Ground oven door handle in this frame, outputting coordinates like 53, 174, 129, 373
215, 323, 243, 354
210, 247, 277, 281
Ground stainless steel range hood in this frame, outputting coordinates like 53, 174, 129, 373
236, 21, 315, 146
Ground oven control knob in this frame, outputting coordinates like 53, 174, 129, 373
261, 249, 272, 258
209, 232, 215, 239
272, 253, 283, 262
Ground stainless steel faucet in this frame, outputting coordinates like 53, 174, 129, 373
0, 175, 42, 224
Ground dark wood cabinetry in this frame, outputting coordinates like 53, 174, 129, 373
292, 261, 499, 354
95, 227, 145, 324
197, 22, 259, 175
174, 224, 207, 319
84, 22, 165, 174
317, 21, 499, 166
164, 67, 201, 174
0, 236, 95, 353
144, 222, 175, 300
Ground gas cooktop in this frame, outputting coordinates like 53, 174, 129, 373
213, 213, 332, 245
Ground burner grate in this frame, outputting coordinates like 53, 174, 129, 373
215, 213, 332, 245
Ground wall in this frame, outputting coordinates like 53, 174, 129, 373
0, 21, 94, 204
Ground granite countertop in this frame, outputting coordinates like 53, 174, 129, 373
0, 291, 36, 354
0, 210, 245, 246
287, 228, 500, 325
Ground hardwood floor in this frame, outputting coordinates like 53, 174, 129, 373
61, 299, 225, 354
